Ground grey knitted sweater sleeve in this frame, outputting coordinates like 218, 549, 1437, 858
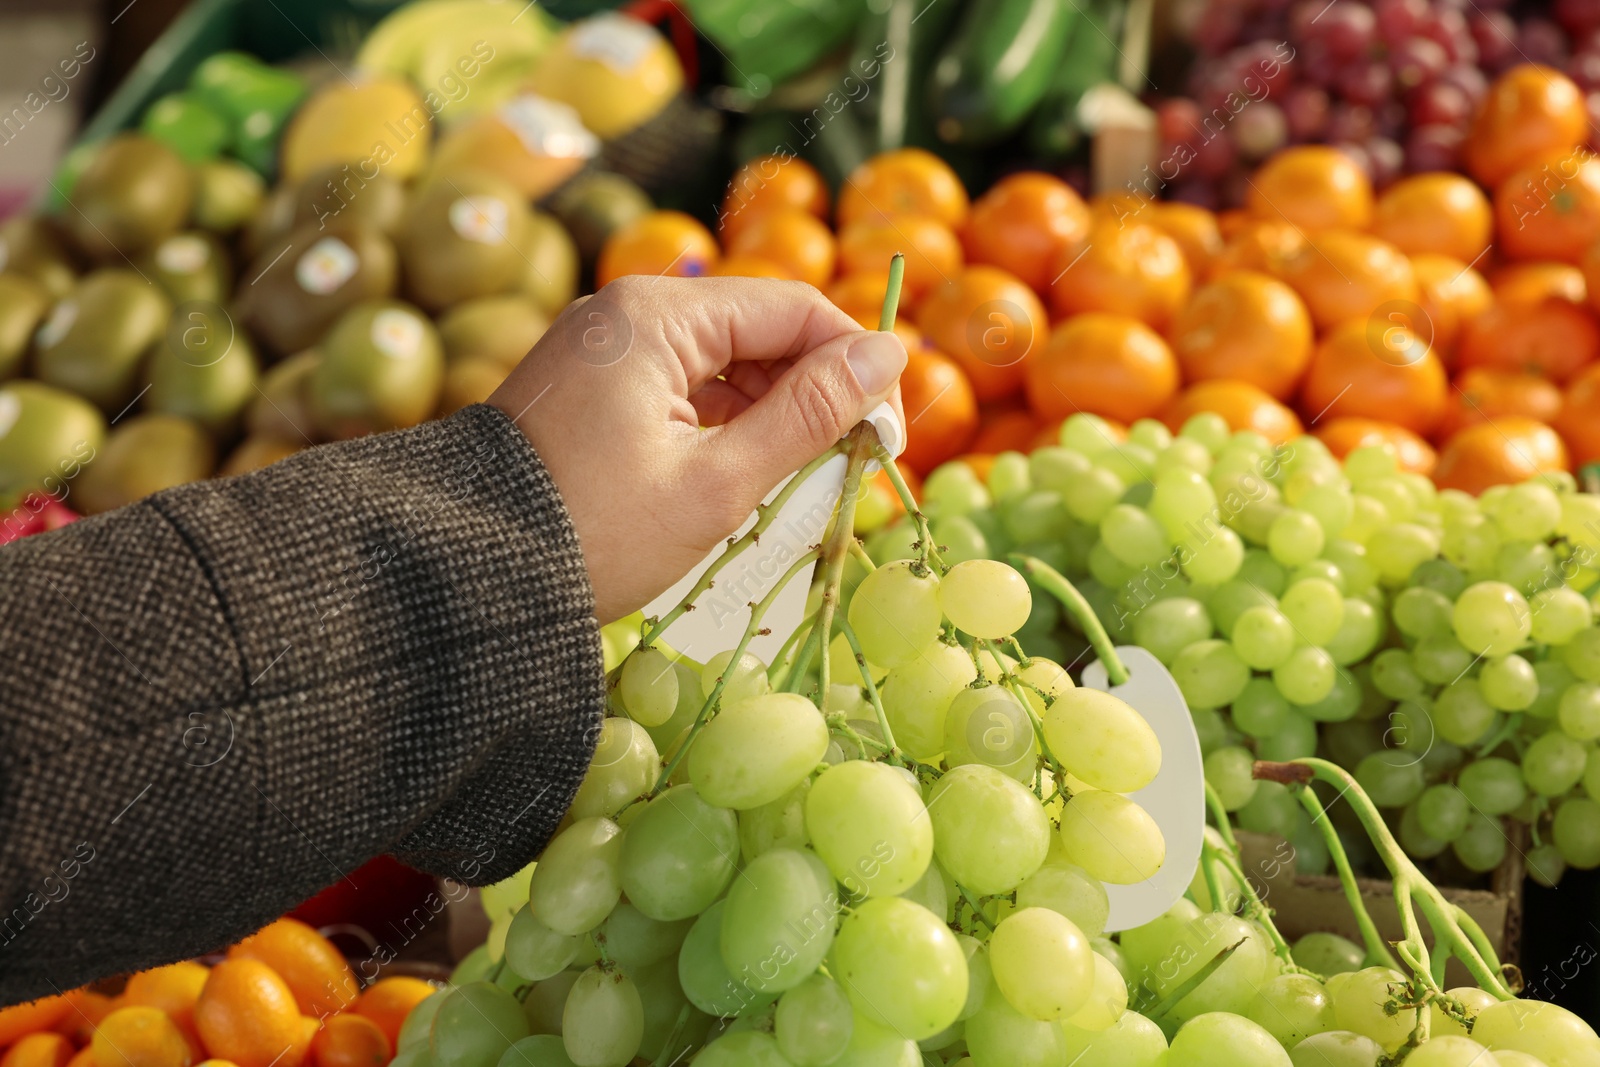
0, 403, 605, 1005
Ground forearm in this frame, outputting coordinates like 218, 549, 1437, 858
0, 405, 603, 1003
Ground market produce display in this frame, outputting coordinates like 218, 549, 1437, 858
0, 919, 434, 1067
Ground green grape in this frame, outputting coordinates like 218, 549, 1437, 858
1527, 841, 1569, 888
618, 785, 738, 921
1354, 750, 1424, 808
922, 463, 990, 518
1062, 466, 1126, 525
1166, 1012, 1289, 1067
1029, 446, 1092, 493
1297, 481, 1355, 539
1061, 1010, 1168, 1067
1232, 605, 1296, 669
433, 984, 531, 1067
1280, 578, 1345, 645
677, 901, 767, 1017
927, 513, 988, 566
1370, 648, 1426, 701
643, 663, 710, 751
1015, 862, 1109, 938
1041, 688, 1161, 792
1191, 706, 1237, 756
1416, 784, 1470, 841
594, 904, 690, 972
1366, 523, 1439, 584
848, 560, 943, 668
899, 854, 951, 924
806, 760, 932, 898
1367, 479, 1419, 524
528, 818, 623, 936
1298, 666, 1362, 722
1268, 509, 1326, 566
944, 685, 1036, 778
1559, 681, 1600, 740
1392, 587, 1455, 639
1342, 494, 1389, 545
569, 719, 659, 822
688, 692, 828, 810
1233, 677, 1292, 737
1452, 811, 1508, 873
1245, 972, 1334, 1047
1205, 562, 1282, 632
832, 896, 966, 1040
1411, 633, 1475, 686
1532, 586, 1593, 645
1171, 639, 1252, 709
938, 559, 1031, 638
737, 779, 810, 863
1205, 746, 1259, 811
964, 984, 1068, 1067
1452, 581, 1532, 657
1325, 599, 1382, 666
927, 764, 1050, 894
1440, 513, 1501, 573
449, 944, 494, 986
1423, 985, 1497, 1040
1058, 789, 1165, 884
1000, 490, 1072, 545
1130, 597, 1214, 665
720, 847, 836, 993
561, 966, 642, 1067
1474, 999, 1600, 1065
1157, 914, 1272, 1023
1291, 932, 1364, 977
1433, 680, 1498, 746
1160, 435, 1215, 475
1274, 645, 1337, 706
506, 906, 582, 981
1183, 525, 1247, 584
482, 862, 538, 925
1094, 442, 1157, 485
523, 971, 582, 1036
398, 988, 451, 1051
1493, 539, 1556, 598
865, 520, 919, 566
1495, 481, 1563, 540
879, 642, 977, 761
1127, 417, 1171, 451
1288, 1031, 1384, 1067
1088, 539, 1139, 587
1099, 504, 1171, 569
1014, 657, 1073, 715
1064, 952, 1127, 1033
1179, 411, 1231, 452
1399, 802, 1449, 859
1554, 796, 1600, 867
987, 451, 1032, 501
955, 933, 994, 1023
1330, 967, 1412, 1052
1565, 627, 1600, 681
1293, 559, 1346, 591
1058, 413, 1120, 454
987, 907, 1093, 1022
1587, 746, 1600, 801
1238, 780, 1301, 838
774, 974, 853, 1067
1524, 731, 1589, 795
700, 650, 770, 706
1325, 540, 1378, 595
497, 1035, 576, 1067
1409, 557, 1468, 598
619, 648, 679, 728
690, 1032, 790, 1067
1257, 710, 1318, 761
1118, 897, 1203, 974
1150, 467, 1218, 536
1479, 653, 1537, 712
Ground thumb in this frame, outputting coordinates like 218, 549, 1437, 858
706, 329, 907, 493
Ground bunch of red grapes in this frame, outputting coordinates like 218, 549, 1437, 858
1160, 0, 1600, 207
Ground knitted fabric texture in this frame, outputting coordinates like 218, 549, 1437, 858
0, 403, 604, 1003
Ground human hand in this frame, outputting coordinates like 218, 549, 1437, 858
489, 276, 907, 624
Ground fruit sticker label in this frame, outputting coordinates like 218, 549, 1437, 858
570, 13, 655, 74
0, 390, 18, 442
449, 196, 510, 245
157, 234, 210, 274
35, 300, 76, 350
498, 94, 600, 161
371, 309, 423, 361
295, 237, 359, 295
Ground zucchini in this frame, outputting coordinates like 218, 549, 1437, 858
927, 0, 1078, 147
1025, 0, 1122, 159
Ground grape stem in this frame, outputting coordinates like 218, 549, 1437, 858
837, 616, 905, 764
982, 639, 1065, 775
1200, 782, 1301, 972
815, 424, 876, 703
1254, 758, 1519, 1000
640, 445, 844, 648
767, 606, 820, 686
643, 549, 822, 798
955, 884, 996, 933
650, 1004, 694, 1067
848, 538, 876, 570
1008, 554, 1129, 685
1474, 711, 1523, 757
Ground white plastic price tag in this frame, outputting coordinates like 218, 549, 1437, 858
1081, 645, 1207, 932
644, 403, 904, 663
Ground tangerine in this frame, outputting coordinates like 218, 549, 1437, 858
963, 172, 1091, 294
725, 208, 836, 288
1048, 220, 1191, 331
1433, 418, 1570, 493
124, 963, 210, 1032
1458, 295, 1600, 382
1207, 218, 1306, 280
970, 410, 1041, 455
0, 998, 71, 1046
1025, 313, 1179, 424
1276, 230, 1418, 332
1494, 151, 1600, 264
1245, 146, 1373, 231
1464, 64, 1588, 189
1, 1033, 72, 1067
1314, 418, 1438, 475
227, 921, 359, 1020
1437, 368, 1563, 440
718, 154, 829, 242
90, 1009, 190, 1067
595, 211, 718, 286
1158, 381, 1303, 445
1170, 271, 1313, 399
1411, 253, 1491, 363
1299, 320, 1448, 435
1146, 202, 1224, 279
308, 1017, 387, 1067
898, 348, 979, 474
708, 255, 791, 279
195, 961, 313, 1067
1371, 172, 1493, 264
837, 215, 962, 303
838, 148, 969, 230
1558, 363, 1600, 466
915, 265, 1047, 401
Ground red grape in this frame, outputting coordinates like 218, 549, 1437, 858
1158, 97, 1205, 145
1189, 130, 1239, 179
1390, 37, 1449, 90
1367, 136, 1405, 186
1195, 10, 1245, 55
1557, 0, 1600, 39
1236, 100, 1290, 159
1332, 140, 1374, 179
1436, 63, 1489, 106
1573, 51, 1600, 92
1376, 100, 1409, 139
1170, 180, 1222, 210
1404, 123, 1466, 172
1374, 0, 1427, 40
1337, 59, 1394, 107
1520, 18, 1572, 67
1283, 84, 1332, 140
1298, 41, 1343, 89
1407, 81, 1472, 127
1421, 9, 1474, 64
1231, 39, 1297, 96
1327, 101, 1377, 142
1314, 3, 1379, 62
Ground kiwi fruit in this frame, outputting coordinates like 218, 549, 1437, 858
248, 349, 322, 443
62, 134, 195, 263
520, 210, 580, 317
34, 269, 172, 411
144, 306, 259, 438
438, 295, 549, 370
0, 217, 78, 299
77, 414, 216, 514
291, 163, 407, 236
0, 380, 106, 502
139, 231, 232, 305
399, 172, 532, 312
240, 181, 298, 263
236, 221, 397, 357
308, 300, 444, 439
0, 272, 50, 380
547, 171, 653, 266
193, 159, 266, 234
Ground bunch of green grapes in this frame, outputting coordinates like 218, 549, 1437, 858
858, 410, 1600, 890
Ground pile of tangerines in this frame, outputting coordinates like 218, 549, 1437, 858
0, 920, 432, 1067
598, 61, 1600, 495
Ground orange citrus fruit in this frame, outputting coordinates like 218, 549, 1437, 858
1048, 220, 1191, 331
54, 991, 115, 1047
91, 1009, 190, 1067
725, 208, 836, 288
1277, 230, 1418, 332
228, 920, 358, 1019
1371, 172, 1492, 264
1, 1033, 72, 1067
1025, 313, 1179, 424
195, 961, 312, 1067
837, 215, 962, 303
1464, 64, 1588, 189
1438, 367, 1564, 440
718, 153, 829, 242
1434, 418, 1570, 493
1246, 146, 1373, 231
1146, 201, 1225, 279
595, 210, 718, 286
308, 1017, 387, 1067
1300, 320, 1448, 435
1458, 294, 1600, 383
915, 265, 1047, 402
827, 272, 891, 328
350, 979, 436, 1051
1208, 218, 1306, 280
1495, 151, 1600, 264
970, 409, 1042, 455
1493, 261, 1587, 305
1158, 381, 1303, 445
899, 347, 979, 474
1170, 271, 1313, 399
1314, 418, 1438, 475
708, 254, 791, 279
1558, 362, 1600, 466
124, 963, 210, 1032
963, 172, 1090, 293
0, 998, 71, 1046
838, 148, 969, 230
1411, 253, 1491, 363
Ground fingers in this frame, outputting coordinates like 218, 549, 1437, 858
699, 329, 908, 495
